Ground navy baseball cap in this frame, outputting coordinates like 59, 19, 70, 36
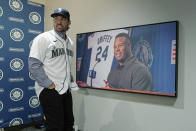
51, 8, 70, 19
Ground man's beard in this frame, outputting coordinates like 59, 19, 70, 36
117, 52, 130, 65
56, 25, 69, 32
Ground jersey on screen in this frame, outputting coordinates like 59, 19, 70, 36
87, 29, 128, 87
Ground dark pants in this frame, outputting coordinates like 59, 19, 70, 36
39, 88, 74, 131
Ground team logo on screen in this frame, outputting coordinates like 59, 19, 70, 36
0, 69, 3, 80
0, 37, 3, 49
10, 88, 23, 101
9, 0, 23, 12
0, 6, 3, 17
10, 28, 24, 41
29, 12, 41, 24
0, 101, 3, 112
10, 58, 24, 71
9, 118, 23, 126
29, 96, 40, 108
133, 38, 153, 68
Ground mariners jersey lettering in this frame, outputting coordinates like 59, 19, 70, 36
87, 29, 128, 87
51, 48, 65, 58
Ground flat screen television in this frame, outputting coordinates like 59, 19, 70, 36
76, 21, 178, 97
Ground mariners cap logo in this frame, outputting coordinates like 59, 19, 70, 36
10, 28, 24, 41
10, 58, 24, 71
9, 118, 23, 126
10, 88, 23, 101
0, 6, 3, 17
133, 38, 153, 68
0, 101, 3, 112
29, 96, 40, 108
9, 0, 23, 12
0, 37, 3, 49
29, 12, 41, 24
0, 69, 3, 80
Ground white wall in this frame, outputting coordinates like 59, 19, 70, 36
30, 0, 45, 5
34, 0, 196, 131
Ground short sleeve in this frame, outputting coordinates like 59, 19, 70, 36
29, 34, 48, 63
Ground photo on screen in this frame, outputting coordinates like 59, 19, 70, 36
76, 21, 178, 97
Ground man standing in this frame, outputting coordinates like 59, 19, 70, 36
29, 8, 78, 131
106, 33, 153, 91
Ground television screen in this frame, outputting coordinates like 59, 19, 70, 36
76, 21, 178, 97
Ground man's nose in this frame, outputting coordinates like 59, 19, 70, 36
56, 20, 62, 24
115, 46, 120, 51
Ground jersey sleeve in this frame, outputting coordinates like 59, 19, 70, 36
29, 35, 48, 63
28, 57, 53, 88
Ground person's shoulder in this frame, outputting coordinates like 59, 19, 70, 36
134, 61, 147, 70
34, 30, 53, 40
129, 56, 145, 68
127, 57, 148, 71
37, 30, 52, 37
40, 30, 53, 37
67, 36, 74, 45
134, 60, 151, 75
136, 61, 147, 68
67, 36, 73, 42
32, 31, 52, 46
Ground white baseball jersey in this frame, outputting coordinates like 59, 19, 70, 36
29, 30, 74, 96
86, 29, 128, 87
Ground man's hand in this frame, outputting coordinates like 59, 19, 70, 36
48, 83, 55, 89
104, 80, 112, 89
